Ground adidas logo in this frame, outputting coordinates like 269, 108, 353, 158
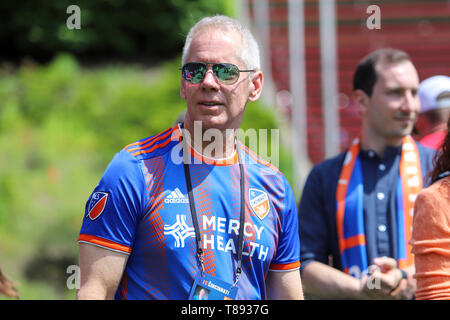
164, 188, 189, 204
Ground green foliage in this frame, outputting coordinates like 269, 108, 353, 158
0, 53, 291, 299
0, 0, 234, 63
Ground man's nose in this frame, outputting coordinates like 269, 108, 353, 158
201, 69, 220, 89
401, 90, 419, 112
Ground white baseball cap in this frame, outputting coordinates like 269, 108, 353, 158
418, 75, 450, 114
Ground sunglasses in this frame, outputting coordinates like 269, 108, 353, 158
180, 62, 256, 85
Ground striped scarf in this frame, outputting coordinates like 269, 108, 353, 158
336, 136, 422, 277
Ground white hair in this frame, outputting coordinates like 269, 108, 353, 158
181, 15, 261, 70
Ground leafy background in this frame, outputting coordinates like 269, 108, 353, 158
0, 1, 292, 299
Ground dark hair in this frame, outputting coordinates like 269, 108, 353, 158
423, 107, 450, 126
353, 48, 411, 96
429, 115, 450, 183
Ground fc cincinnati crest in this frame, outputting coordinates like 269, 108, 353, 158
87, 192, 109, 220
249, 188, 270, 220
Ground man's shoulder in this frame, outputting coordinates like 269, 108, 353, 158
416, 140, 436, 158
415, 140, 436, 183
239, 143, 295, 198
309, 151, 347, 177
121, 125, 181, 161
301, 151, 347, 196
239, 142, 283, 177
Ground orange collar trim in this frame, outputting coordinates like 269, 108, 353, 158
176, 123, 238, 166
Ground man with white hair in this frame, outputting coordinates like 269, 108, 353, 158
414, 75, 450, 150
77, 15, 303, 300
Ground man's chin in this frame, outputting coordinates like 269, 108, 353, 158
392, 128, 414, 140
401, 125, 415, 137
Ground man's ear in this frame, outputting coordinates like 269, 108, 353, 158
353, 89, 370, 115
248, 71, 263, 102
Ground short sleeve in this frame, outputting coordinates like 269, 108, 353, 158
269, 177, 301, 272
78, 150, 147, 254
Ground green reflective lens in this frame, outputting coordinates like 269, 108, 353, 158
182, 63, 206, 84
214, 63, 239, 85
181, 62, 255, 85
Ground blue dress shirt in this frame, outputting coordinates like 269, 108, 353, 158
298, 142, 435, 272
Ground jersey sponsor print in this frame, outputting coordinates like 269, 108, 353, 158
78, 124, 300, 299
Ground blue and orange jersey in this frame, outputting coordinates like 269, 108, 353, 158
78, 124, 300, 300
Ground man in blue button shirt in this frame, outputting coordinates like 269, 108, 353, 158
298, 48, 435, 299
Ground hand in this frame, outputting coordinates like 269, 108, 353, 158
360, 268, 397, 300
389, 271, 416, 300
372, 257, 402, 290
369, 257, 415, 300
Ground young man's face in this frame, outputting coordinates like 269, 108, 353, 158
180, 28, 263, 132
364, 60, 420, 143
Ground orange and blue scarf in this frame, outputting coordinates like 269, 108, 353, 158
336, 136, 422, 277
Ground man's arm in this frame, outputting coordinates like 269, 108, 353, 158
265, 270, 304, 300
77, 243, 129, 300
302, 260, 414, 300
301, 261, 366, 299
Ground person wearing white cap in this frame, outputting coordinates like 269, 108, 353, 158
414, 75, 450, 150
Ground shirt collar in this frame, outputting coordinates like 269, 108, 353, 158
360, 144, 402, 160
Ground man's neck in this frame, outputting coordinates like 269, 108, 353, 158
182, 121, 237, 159
360, 129, 404, 158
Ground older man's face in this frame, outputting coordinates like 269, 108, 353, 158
180, 28, 262, 132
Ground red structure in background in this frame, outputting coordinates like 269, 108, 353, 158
248, 0, 450, 165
